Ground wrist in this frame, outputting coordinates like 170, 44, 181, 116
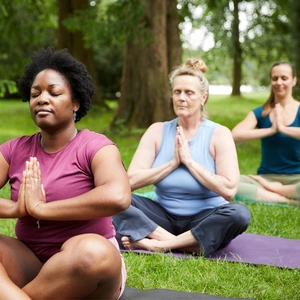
30, 202, 45, 219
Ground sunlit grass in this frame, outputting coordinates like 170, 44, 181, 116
1, 92, 299, 300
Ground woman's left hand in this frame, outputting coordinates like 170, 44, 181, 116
274, 103, 284, 133
176, 126, 192, 165
24, 157, 46, 219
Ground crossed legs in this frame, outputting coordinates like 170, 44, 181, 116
0, 234, 123, 300
236, 174, 300, 205
113, 195, 250, 256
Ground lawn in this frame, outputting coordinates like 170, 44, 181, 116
0, 93, 299, 300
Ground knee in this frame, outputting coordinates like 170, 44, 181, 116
64, 235, 121, 277
229, 203, 251, 228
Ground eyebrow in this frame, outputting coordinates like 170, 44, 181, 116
31, 84, 61, 89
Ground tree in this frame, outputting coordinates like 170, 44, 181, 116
111, 0, 182, 129
0, 0, 57, 82
200, 0, 244, 96
231, 0, 242, 95
289, 0, 300, 96
182, 0, 294, 93
57, 0, 104, 105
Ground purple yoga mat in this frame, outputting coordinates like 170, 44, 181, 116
118, 233, 300, 269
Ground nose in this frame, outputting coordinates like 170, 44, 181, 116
179, 91, 187, 101
37, 92, 50, 105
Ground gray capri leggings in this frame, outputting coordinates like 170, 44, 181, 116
113, 194, 251, 257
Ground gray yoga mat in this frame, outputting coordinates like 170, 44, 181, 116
120, 287, 252, 300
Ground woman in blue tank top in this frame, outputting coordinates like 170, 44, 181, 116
113, 58, 250, 256
232, 61, 300, 205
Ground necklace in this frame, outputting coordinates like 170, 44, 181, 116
40, 129, 78, 149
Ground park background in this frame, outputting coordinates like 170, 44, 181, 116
0, 1, 300, 299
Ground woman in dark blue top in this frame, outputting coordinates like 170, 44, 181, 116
232, 61, 300, 205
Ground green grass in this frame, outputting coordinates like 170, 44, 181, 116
0, 94, 299, 300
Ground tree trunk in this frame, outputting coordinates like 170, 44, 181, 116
231, 0, 242, 96
111, 0, 181, 129
57, 0, 104, 106
166, 0, 182, 73
290, 0, 300, 97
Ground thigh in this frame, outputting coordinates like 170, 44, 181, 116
239, 174, 262, 186
24, 234, 123, 300
263, 174, 300, 185
187, 203, 250, 255
185, 203, 250, 234
131, 194, 175, 232
0, 234, 42, 287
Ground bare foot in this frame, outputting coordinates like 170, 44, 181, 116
121, 236, 169, 252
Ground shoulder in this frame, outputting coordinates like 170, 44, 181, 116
146, 119, 177, 140
0, 134, 40, 164
212, 123, 231, 137
145, 122, 165, 137
202, 118, 219, 128
74, 130, 115, 163
252, 106, 263, 117
0, 134, 39, 152
208, 121, 233, 144
77, 129, 114, 147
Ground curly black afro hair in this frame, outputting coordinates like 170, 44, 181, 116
18, 47, 94, 122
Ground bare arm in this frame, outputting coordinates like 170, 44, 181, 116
128, 123, 180, 191
25, 145, 131, 221
178, 125, 239, 200
275, 103, 300, 139
0, 152, 28, 218
232, 111, 276, 142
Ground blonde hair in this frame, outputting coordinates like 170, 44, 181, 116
169, 58, 209, 118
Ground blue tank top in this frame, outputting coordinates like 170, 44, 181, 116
253, 106, 300, 174
152, 118, 227, 216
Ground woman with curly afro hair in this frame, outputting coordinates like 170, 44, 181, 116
0, 47, 131, 299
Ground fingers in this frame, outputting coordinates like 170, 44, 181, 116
26, 157, 41, 186
23, 157, 45, 218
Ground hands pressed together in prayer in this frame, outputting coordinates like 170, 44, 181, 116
172, 126, 192, 168
271, 103, 285, 133
17, 157, 46, 219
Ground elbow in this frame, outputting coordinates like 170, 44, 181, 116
128, 174, 139, 191
222, 186, 238, 201
113, 190, 131, 213
231, 132, 239, 142
223, 193, 235, 201
231, 129, 243, 142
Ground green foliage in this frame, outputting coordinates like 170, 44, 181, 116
59, 0, 147, 98
63, 0, 145, 47
0, 0, 57, 81
0, 80, 17, 97
181, 0, 294, 88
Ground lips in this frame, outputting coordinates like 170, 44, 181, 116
36, 109, 52, 115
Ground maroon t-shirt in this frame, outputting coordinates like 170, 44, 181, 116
0, 129, 116, 262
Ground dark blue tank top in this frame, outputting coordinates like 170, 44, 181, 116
253, 106, 300, 174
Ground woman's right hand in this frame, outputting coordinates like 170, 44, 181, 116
15, 170, 28, 218
270, 111, 278, 134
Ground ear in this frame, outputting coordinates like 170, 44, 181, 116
73, 99, 80, 112
293, 77, 297, 87
201, 92, 208, 106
